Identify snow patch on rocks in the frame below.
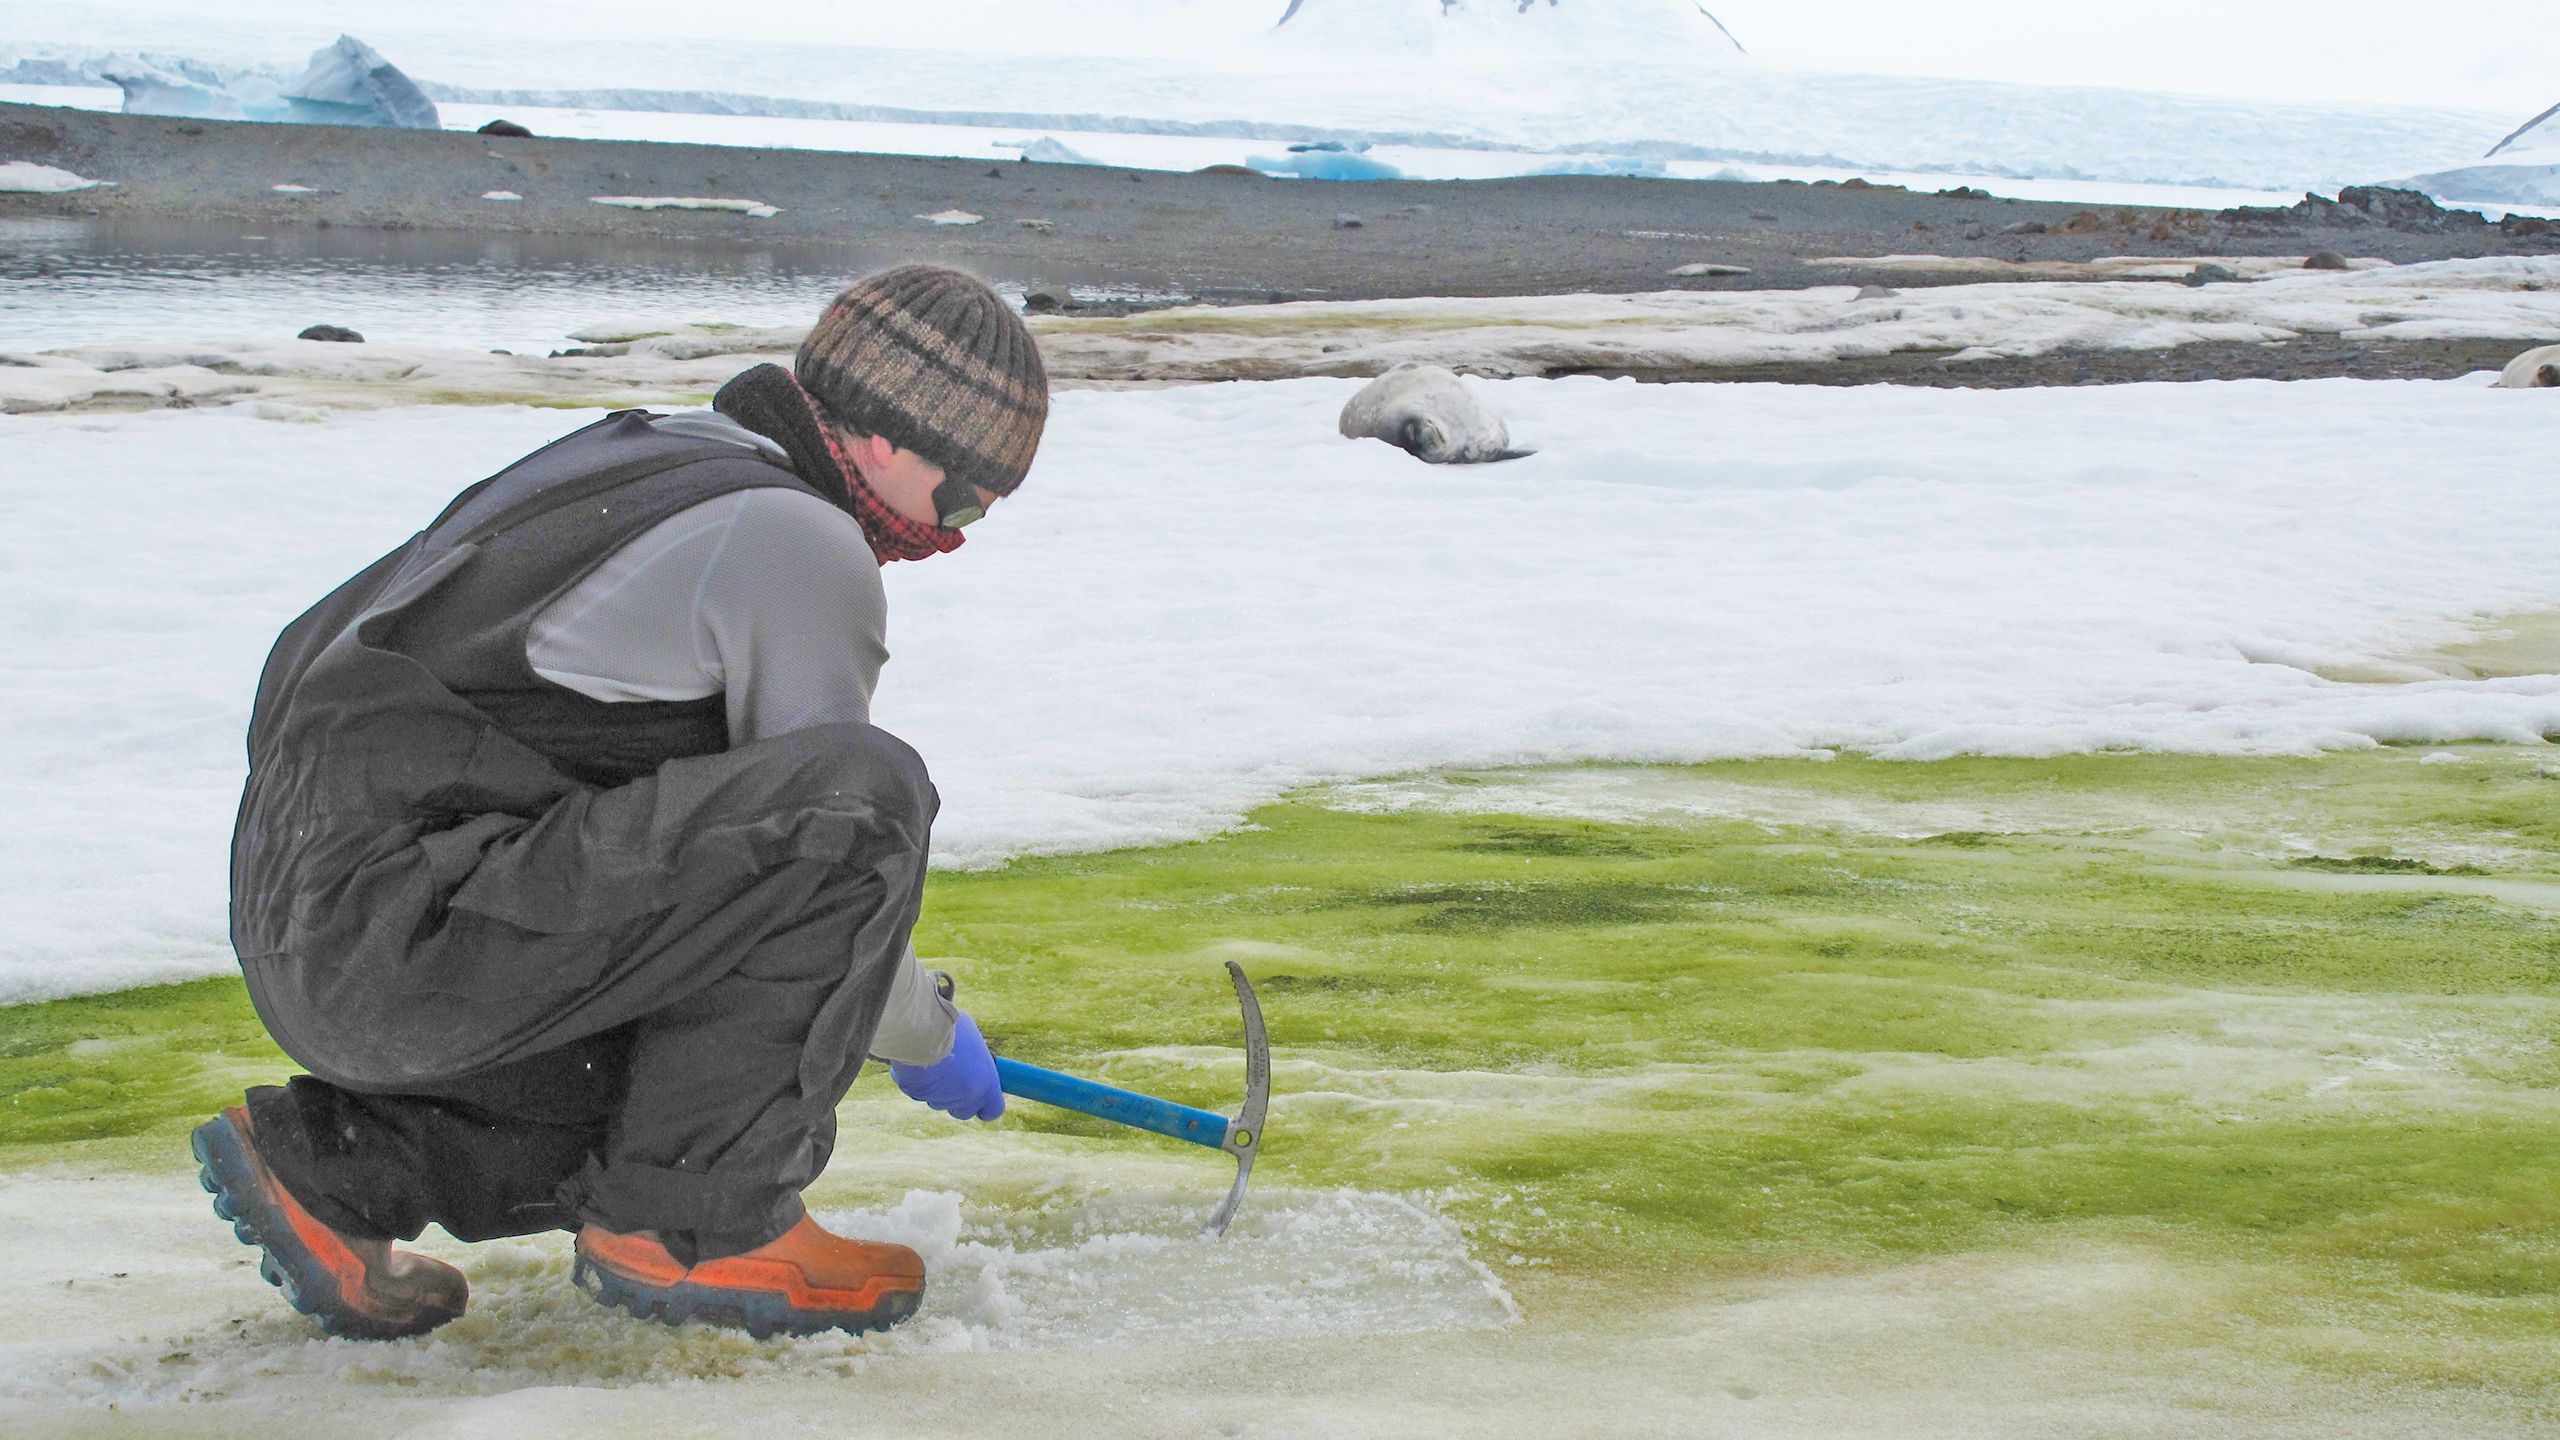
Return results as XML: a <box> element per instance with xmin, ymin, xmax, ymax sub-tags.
<box><xmin>590</xmin><ymin>195</ymin><xmax>781</xmax><ymax>218</ymax></box>
<box><xmin>0</xmin><ymin>160</ymin><xmax>108</xmax><ymax>192</ymax></box>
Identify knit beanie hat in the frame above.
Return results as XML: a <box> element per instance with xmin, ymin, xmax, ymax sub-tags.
<box><xmin>794</xmin><ymin>264</ymin><xmax>1049</xmax><ymax>496</ymax></box>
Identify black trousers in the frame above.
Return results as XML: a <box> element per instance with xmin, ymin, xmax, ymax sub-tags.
<box><xmin>241</xmin><ymin>724</ymin><xmax>935</xmax><ymax>1264</ymax></box>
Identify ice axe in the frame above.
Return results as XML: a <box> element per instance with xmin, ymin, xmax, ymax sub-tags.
<box><xmin>939</xmin><ymin>962</ymin><xmax>1270</xmax><ymax>1236</ymax></box>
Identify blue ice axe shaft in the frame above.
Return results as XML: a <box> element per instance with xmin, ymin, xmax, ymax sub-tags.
<box><xmin>993</xmin><ymin>1059</ymin><xmax>1233</xmax><ymax>1148</ymax></box>
<box><xmin>975</xmin><ymin>961</ymin><xmax>1269</xmax><ymax>1236</ymax></box>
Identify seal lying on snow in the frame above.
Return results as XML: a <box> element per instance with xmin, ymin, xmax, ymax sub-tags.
<box><xmin>2497</xmin><ymin>343</ymin><xmax>2560</xmax><ymax>388</ymax></box>
<box><xmin>1338</xmin><ymin>363</ymin><xmax>1533</xmax><ymax>464</ymax></box>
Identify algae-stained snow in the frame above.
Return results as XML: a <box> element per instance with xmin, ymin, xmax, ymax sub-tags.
<box><xmin>3</xmin><ymin>750</ymin><xmax>2555</xmax><ymax>1436</ymax></box>
<box><xmin>5</xmin><ymin>374</ymin><xmax>2560</xmax><ymax>1002</ymax></box>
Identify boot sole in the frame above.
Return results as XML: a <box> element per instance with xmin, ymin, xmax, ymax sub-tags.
<box><xmin>572</xmin><ymin>1254</ymin><xmax>922</xmax><ymax>1339</ymax></box>
<box><xmin>190</xmin><ymin>1112</ymin><xmax>460</xmax><ymax>1341</ymax></box>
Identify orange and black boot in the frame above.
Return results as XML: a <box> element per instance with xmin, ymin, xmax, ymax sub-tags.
<box><xmin>190</xmin><ymin>1104</ymin><xmax>467</xmax><ymax>1340</ymax></box>
<box><xmin>573</xmin><ymin>1214</ymin><xmax>924</xmax><ymax>1337</ymax></box>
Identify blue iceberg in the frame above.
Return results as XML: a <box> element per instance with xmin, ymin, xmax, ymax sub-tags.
<box><xmin>108</xmin><ymin>35</ymin><xmax>438</xmax><ymax>130</ymax></box>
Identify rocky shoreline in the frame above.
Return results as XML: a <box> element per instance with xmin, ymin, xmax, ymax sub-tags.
<box><xmin>6</xmin><ymin>100</ymin><xmax>2559</xmax><ymax>386</ymax></box>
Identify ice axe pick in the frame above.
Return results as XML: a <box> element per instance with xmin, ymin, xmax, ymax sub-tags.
<box><xmin>939</xmin><ymin>962</ymin><xmax>1270</xmax><ymax>1236</ymax></box>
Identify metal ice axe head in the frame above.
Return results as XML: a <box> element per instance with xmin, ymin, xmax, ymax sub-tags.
<box><xmin>978</xmin><ymin>962</ymin><xmax>1270</xmax><ymax>1236</ymax></box>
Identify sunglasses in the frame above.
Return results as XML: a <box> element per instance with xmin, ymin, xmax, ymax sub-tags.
<box><xmin>933</xmin><ymin>474</ymin><xmax>989</xmax><ymax>529</ymax></box>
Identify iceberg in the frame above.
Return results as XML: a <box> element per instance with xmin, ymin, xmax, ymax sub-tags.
<box><xmin>278</xmin><ymin>35</ymin><xmax>439</xmax><ymax>130</ymax></box>
<box><xmin>106</xmin><ymin>35</ymin><xmax>437</xmax><ymax>130</ymax></box>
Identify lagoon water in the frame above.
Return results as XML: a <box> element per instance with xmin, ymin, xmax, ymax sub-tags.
<box><xmin>0</xmin><ymin>218</ymin><xmax>1187</xmax><ymax>354</ymax></box>
<box><xmin>0</xmin><ymin>217</ymin><xmax>865</xmax><ymax>353</ymax></box>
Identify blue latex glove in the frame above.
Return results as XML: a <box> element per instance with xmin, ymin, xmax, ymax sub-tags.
<box><xmin>890</xmin><ymin>1010</ymin><xmax>1005</xmax><ymax>1121</ymax></box>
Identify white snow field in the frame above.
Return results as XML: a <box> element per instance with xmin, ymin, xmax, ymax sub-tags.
<box><xmin>0</xmin><ymin>0</ymin><xmax>2524</xmax><ymax>203</ymax></box>
<box><xmin>5</xmin><ymin>373</ymin><xmax>2560</xmax><ymax>1004</ymax></box>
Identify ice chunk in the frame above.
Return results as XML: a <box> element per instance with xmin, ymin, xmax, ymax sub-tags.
<box><xmin>1245</xmin><ymin>149</ymin><xmax>1405</xmax><ymax>181</ymax></box>
<box><xmin>100</xmin><ymin>54</ymin><xmax>279</xmax><ymax>121</ymax></box>
<box><xmin>1003</xmin><ymin>136</ymin><xmax>1103</xmax><ymax>165</ymax></box>
<box><xmin>281</xmin><ymin>35</ymin><xmax>439</xmax><ymax>130</ymax></box>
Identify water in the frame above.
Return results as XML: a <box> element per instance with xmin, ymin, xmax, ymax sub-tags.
<box><xmin>0</xmin><ymin>217</ymin><xmax>884</xmax><ymax>353</ymax></box>
<box><xmin>0</xmin><ymin>218</ymin><xmax>1187</xmax><ymax>355</ymax></box>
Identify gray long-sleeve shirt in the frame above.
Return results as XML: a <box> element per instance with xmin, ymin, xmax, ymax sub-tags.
<box><xmin>524</xmin><ymin>410</ymin><xmax>957</xmax><ymax>1065</ymax></box>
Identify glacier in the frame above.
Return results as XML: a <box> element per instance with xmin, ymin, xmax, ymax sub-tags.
<box><xmin>0</xmin><ymin>0</ymin><xmax>2519</xmax><ymax>198</ymax></box>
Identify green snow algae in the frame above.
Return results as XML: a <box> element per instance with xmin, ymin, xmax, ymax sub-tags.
<box><xmin>5</xmin><ymin>747</ymin><xmax>2557</xmax><ymax>1386</ymax></box>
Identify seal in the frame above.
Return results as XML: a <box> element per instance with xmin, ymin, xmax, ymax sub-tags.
<box><xmin>1337</xmin><ymin>362</ymin><xmax>1534</xmax><ymax>464</ymax></box>
<box><xmin>2496</xmin><ymin>343</ymin><xmax>2560</xmax><ymax>388</ymax></box>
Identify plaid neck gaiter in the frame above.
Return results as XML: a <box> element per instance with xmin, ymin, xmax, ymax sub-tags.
<box><xmin>788</xmin><ymin>374</ymin><xmax>967</xmax><ymax>565</ymax></box>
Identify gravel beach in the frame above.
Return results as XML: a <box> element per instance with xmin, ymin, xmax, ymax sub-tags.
<box><xmin>6</xmin><ymin>100</ymin><xmax>2558</xmax><ymax>385</ymax></box>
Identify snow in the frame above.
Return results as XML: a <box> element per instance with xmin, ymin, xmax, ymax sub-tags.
<box><xmin>0</xmin><ymin>1</ymin><xmax>2521</xmax><ymax>201</ymax></box>
<box><xmin>588</xmin><ymin>194</ymin><xmax>780</xmax><ymax>218</ymax></box>
<box><xmin>0</xmin><ymin>1168</ymin><xmax>1520</xmax><ymax>1422</ymax></box>
<box><xmin>2393</xmin><ymin>144</ymin><xmax>2560</xmax><ymax>208</ymax></box>
<box><xmin>1027</xmin><ymin>258</ymin><xmax>2560</xmax><ymax>382</ymax></box>
<box><xmin>5</xmin><ymin>374</ymin><xmax>2559</xmax><ymax>1002</ymax></box>
<box><xmin>0</xmin><ymin>160</ymin><xmax>107</xmax><ymax>192</ymax></box>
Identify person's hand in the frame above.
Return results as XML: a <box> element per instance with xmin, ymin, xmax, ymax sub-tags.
<box><xmin>889</xmin><ymin>1011</ymin><xmax>1005</xmax><ymax>1121</ymax></box>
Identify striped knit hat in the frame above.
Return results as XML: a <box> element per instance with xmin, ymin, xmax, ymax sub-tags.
<box><xmin>795</xmin><ymin>264</ymin><xmax>1049</xmax><ymax>495</ymax></box>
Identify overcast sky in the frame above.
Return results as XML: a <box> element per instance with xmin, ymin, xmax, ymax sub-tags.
<box><xmin>1707</xmin><ymin>1</ymin><xmax>2551</xmax><ymax>118</ymax></box>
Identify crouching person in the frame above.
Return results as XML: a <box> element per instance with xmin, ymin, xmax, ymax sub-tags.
<box><xmin>196</xmin><ymin>265</ymin><xmax>1045</xmax><ymax>1339</ymax></box>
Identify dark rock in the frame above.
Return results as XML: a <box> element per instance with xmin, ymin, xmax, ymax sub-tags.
<box><xmin>1936</xmin><ymin>186</ymin><xmax>1992</xmax><ymax>200</ymax></box>
<box><xmin>2273</xmin><ymin>186</ymin><xmax>2485</xmax><ymax>234</ymax></box>
<box><xmin>985</xmin><ymin>167</ymin><xmax>1004</xmax><ymax>178</ymax></box>
<box><xmin>297</xmin><ymin>324</ymin><xmax>364</xmax><ymax>343</ymax></box>
<box><xmin>2339</xmin><ymin>185</ymin><xmax>2481</xmax><ymax>228</ymax></box>
<box><xmin>2183</xmin><ymin>263</ymin><xmax>2243</xmax><ymax>287</ymax></box>
<box><xmin>2303</xmin><ymin>250</ymin><xmax>2350</xmax><ymax>270</ymax></box>
<box><xmin>1911</xmin><ymin>219</ymin><xmax>1930</xmax><ymax>232</ymax></box>
<box><xmin>2000</xmin><ymin>220</ymin><xmax>2048</xmax><ymax>236</ymax></box>
<box><xmin>2503</xmin><ymin>214</ymin><xmax>2555</xmax><ymax>239</ymax></box>
<box><xmin>1192</xmin><ymin>163</ymin><xmax>1265</xmax><ymax>177</ymax></box>
<box><xmin>1963</xmin><ymin>221</ymin><xmax>1987</xmax><ymax>240</ymax></box>
<box><xmin>1748</xmin><ymin>211</ymin><xmax>1778</xmax><ymax>222</ymax></box>
<box><xmin>1023</xmin><ymin>291</ymin><xmax>1063</xmax><ymax>314</ymax></box>
<box><xmin>476</xmin><ymin>119</ymin><xmax>533</xmax><ymax>138</ymax></box>
<box><xmin>1335</xmin><ymin>213</ymin><xmax>1363</xmax><ymax>229</ymax></box>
